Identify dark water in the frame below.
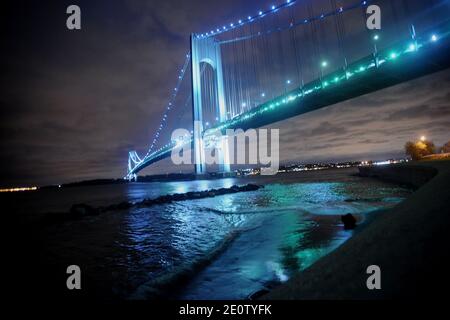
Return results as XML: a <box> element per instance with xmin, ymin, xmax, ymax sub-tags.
<box><xmin>5</xmin><ymin>168</ymin><xmax>411</xmax><ymax>299</ymax></box>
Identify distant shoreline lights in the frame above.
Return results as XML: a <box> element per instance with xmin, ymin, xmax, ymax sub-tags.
<box><xmin>0</xmin><ymin>186</ymin><xmax>38</xmax><ymax>193</ymax></box>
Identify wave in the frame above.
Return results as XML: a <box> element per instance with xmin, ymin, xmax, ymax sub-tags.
<box><xmin>199</xmin><ymin>205</ymin><xmax>311</xmax><ymax>216</ymax></box>
<box><xmin>129</xmin><ymin>228</ymin><xmax>243</xmax><ymax>300</ymax></box>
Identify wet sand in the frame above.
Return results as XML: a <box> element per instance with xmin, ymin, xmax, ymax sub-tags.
<box><xmin>263</xmin><ymin>160</ymin><xmax>450</xmax><ymax>299</ymax></box>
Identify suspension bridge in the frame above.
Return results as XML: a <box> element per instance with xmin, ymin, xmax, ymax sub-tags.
<box><xmin>126</xmin><ymin>0</ymin><xmax>450</xmax><ymax>180</ymax></box>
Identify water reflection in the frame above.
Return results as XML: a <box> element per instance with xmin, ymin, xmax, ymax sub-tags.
<box><xmin>116</xmin><ymin>172</ymin><xmax>411</xmax><ymax>299</ymax></box>
<box><xmin>125</xmin><ymin>178</ymin><xmax>239</xmax><ymax>204</ymax></box>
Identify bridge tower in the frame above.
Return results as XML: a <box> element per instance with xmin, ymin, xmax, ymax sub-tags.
<box><xmin>190</xmin><ymin>34</ymin><xmax>230</xmax><ymax>175</ymax></box>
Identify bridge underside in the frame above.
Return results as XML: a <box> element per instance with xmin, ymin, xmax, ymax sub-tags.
<box><xmin>129</xmin><ymin>21</ymin><xmax>450</xmax><ymax>176</ymax></box>
<box><xmin>214</xmin><ymin>24</ymin><xmax>450</xmax><ymax>132</ymax></box>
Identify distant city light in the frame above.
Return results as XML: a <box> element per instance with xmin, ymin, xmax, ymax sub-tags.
<box><xmin>261</xmin><ymin>93</ymin><xmax>266</xmax><ymax>97</ymax></box>
<box><xmin>286</xmin><ymin>80</ymin><xmax>291</xmax><ymax>84</ymax></box>
<box><xmin>390</xmin><ymin>52</ymin><xmax>397</xmax><ymax>59</ymax></box>
<box><xmin>0</xmin><ymin>186</ymin><xmax>38</xmax><ymax>193</ymax></box>
<box><xmin>373</xmin><ymin>34</ymin><xmax>379</xmax><ymax>40</ymax></box>
<box><xmin>431</xmin><ymin>34</ymin><xmax>438</xmax><ymax>42</ymax></box>
<box><xmin>420</xmin><ymin>135</ymin><xmax>426</xmax><ymax>141</ymax></box>
<box><xmin>321</xmin><ymin>61</ymin><xmax>328</xmax><ymax>67</ymax></box>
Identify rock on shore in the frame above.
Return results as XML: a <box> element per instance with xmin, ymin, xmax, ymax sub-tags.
<box><xmin>42</xmin><ymin>183</ymin><xmax>262</xmax><ymax>223</ymax></box>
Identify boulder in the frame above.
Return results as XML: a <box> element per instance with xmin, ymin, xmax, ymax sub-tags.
<box><xmin>116</xmin><ymin>201</ymin><xmax>132</xmax><ymax>210</ymax></box>
<box><xmin>341</xmin><ymin>213</ymin><xmax>357</xmax><ymax>230</ymax></box>
<box><xmin>244</xmin><ymin>183</ymin><xmax>260</xmax><ymax>191</ymax></box>
<box><xmin>69</xmin><ymin>203</ymin><xmax>99</xmax><ymax>218</ymax></box>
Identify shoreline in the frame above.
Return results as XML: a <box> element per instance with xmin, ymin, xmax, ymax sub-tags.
<box><xmin>262</xmin><ymin>160</ymin><xmax>450</xmax><ymax>299</ymax></box>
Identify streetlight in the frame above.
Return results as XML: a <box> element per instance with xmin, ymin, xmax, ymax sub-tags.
<box><xmin>420</xmin><ymin>136</ymin><xmax>426</xmax><ymax>142</ymax></box>
<box><xmin>373</xmin><ymin>34</ymin><xmax>379</xmax><ymax>67</ymax></box>
<box><xmin>320</xmin><ymin>61</ymin><xmax>327</xmax><ymax>86</ymax></box>
<box><xmin>285</xmin><ymin>80</ymin><xmax>291</xmax><ymax>93</ymax></box>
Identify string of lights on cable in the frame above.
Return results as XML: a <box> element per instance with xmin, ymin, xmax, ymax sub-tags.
<box><xmin>145</xmin><ymin>52</ymin><xmax>191</xmax><ymax>158</ymax></box>
<box><xmin>196</xmin><ymin>0</ymin><xmax>372</xmax><ymax>39</ymax></box>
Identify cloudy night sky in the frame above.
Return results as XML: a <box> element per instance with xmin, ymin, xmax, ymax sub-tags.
<box><xmin>1</xmin><ymin>0</ymin><xmax>449</xmax><ymax>187</ymax></box>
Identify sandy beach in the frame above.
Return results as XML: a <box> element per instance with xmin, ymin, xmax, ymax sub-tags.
<box><xmin>263</xmin><ymin>160</ymin><xmax>450</xmax><ymax>299</ymax></box>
